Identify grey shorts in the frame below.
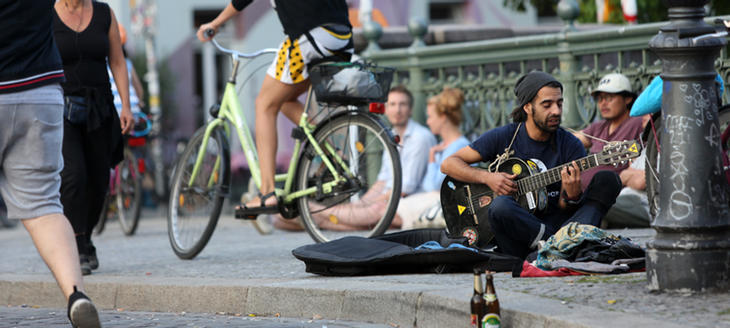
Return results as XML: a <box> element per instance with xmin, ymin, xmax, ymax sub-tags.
<box><xmin>0</xmin><ymin>100</ymin><xmax>64</xmax><ymax>220</ymax></box>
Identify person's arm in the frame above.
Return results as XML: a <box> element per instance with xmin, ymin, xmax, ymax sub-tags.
<box><xmin>130</xmin><ymin>65</ymin><xmax>145</xmax><ymax>108</ymax></box>
<box><xmin>108</xmin><ymin>10</ymin><xmax>133</xmax><ymax>134</ymax></box>
<box><xmin>196</xmin><ymin>1</ymin><xmax>248</xmax><ymax>42</ymax></box>
<box><xmin>440</xmin><ymin>146</ymin><xmax>517</xmax><ymax>196</ymax></box>
<box><xmin>620</xmin><ymin>167</ymin><xmax>646</xmax><ymax>191</ymax></box>
<box><xmin>573</xmin><ymin>130</ymin><xmax>592</xmax><ymax>149</ymax></box>
<box><xmin>574</xmin><ymin>122</ymin><xmax>597</xmax><ymax>149</ymax></box>
<box><xmin>558</xmin><ymin>136</ymin><xmax>587</xmax><ymax>209</ymax></box>
<box><xmin>558</xmin><ymin>161</ymin><xmax>582</xmax><ymax>209</ymax></box>
<box><xmin>401</xmin><ymin>133</ymin><xmax>436</xmax><ymax>197</ymax></box>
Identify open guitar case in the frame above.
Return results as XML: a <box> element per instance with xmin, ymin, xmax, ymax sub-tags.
<box><xmin>292</xmin><ymin>228</ymin><xmax>522</xmax><ymax>276</ymax></box>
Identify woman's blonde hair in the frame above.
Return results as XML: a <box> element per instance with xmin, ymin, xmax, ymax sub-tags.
<box><xmin>435</xmin><ymin>87</ymin><xmax>464</xmax><ymax>126</ymax></box>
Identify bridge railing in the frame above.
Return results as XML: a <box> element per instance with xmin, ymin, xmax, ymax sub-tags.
<box><xmin>363</xmin><ymin>14</ymin><xmax>730</xmax><ymax>138</ymax></box>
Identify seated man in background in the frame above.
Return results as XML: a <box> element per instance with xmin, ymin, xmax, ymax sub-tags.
<box><xmin>573</xmin><ymin>73</ymin><xmax>644</xmax><ymax>191</ymax></box>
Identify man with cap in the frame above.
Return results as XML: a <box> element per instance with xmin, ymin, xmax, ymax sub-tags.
<box><xmin>441</xmin><ymin>71</ymin><xmax>622</xmax><ymax>259</ymax></box>
<box><xmin>574</xmin><ymin>73</ymin><xmax>645</xmax><ymax>191</ymax></box>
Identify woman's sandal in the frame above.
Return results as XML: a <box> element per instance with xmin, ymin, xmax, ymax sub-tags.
<box><xmin>234</xmin><ymin>191</ymin><xmax>279</xmax><ymax>219</ymax></box>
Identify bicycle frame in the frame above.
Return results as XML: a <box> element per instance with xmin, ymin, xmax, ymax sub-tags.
<box><xmin>186</xmin><ymin>42</ymin><xmax>351</xmax><ymax>206</ymax></box>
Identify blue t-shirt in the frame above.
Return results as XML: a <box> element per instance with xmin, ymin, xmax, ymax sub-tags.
<box><xmin>469</xmin><ymin>123</ymin><xmax>585</xmax><ymax>215</ymax></box>
<box><xmin>420</xmin><ymin>136</ymin><xmax>471</xmax><ymax>192</ymax></box>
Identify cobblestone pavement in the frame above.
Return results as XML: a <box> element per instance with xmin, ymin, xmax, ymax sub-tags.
<box><xmin>0</xmin><ymin>305</ymin><xmax>390</xmax><ymax>328</ymax></box>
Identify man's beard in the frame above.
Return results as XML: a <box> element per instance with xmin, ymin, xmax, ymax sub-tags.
<box><xmin>534</xmin><ymin>115</ymin><xmax>560</xmax><ymax>133</ymax></box>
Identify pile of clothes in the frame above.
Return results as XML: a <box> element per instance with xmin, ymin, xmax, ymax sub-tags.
<box><xmin>514</xmin><ymin>222</ymin><xmax>645</xmax><ymax>277</ymax></box>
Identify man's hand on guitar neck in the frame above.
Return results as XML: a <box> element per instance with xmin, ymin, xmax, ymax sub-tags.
<box><xmin>559</xmin><ymin>161</ymin><xmax>582</xmax><ymax>208</ymax></box>
<box><xmin>485</xmin><ymin>171</ymin><xmax>518</xmax><ymax>196</ymax></box>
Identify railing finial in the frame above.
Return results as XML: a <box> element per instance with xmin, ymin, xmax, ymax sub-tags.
<box><xmin>557</xmin><ymin>0</ymin><xmax>580</xmax><ymax>32</ymax></box>
<box><xmin>408</xmin><ymin>17</ymin><xmax>428</xmax><ymax>48</ymax></box>
<box><xmin>362</xmin><ymin>20</ymin><xmax>383</xmax><ymax>55</ymax></box>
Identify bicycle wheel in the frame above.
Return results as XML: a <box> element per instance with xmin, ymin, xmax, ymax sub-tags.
<box><xmin>116</xmin><ymin>148</ymin><xmax>142</xmax><ymax>236</ymax></box>
<box><xmin>168</xmin><ymin>126</ymin><xmax>229</xmax><ymax>259</ymax></box>
<box><xmin>645</xmin><ymin>105</ymin><xmax>730</xmax><ymax>221</ymax></box>
<box><xmin>94</xmin><ymin>192</ymin><xmax>112</xmax><ymax>235</ymax></box>
<box><xmin>645</xmin><ymin>115</ymin><xmax>661</xmax><ymax>222</ymax></box>
<box><xmin>296</xmin><ymin>113</ymin><xmax>401</xmax><ymax>243</ymax></box>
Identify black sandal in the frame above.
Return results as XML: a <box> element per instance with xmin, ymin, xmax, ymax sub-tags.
<box><xmin>234</xmin><ymin>191</ymin><xmax>279</xmax><ymax>219</ymax></box>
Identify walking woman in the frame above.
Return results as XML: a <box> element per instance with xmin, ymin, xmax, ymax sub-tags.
<box><xmin>53</xmin><ymin>0</ymin><xmax>133</xmax><ymax>275</ymax></box>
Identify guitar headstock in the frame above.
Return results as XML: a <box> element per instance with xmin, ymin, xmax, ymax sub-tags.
<box><xmin>596</xmin><ymin>140</ymin><xmax>642</xmax><ymax>166</ymax></box>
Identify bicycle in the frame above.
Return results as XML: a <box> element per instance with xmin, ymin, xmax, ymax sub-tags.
<box><xmin>96</xmin><ymin>111</ymin><xmax>151</xmax><ymax>236</ymax></box>
<box><xmin>167</xmin><ymin>32</ymin><xmax>401</xmax><ymax>259</ymax></box>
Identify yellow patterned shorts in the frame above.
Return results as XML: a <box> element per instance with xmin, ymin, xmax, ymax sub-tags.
<box><xmin>267</xmin><ymin>25</ymin><xmax>353</xmax><ymax>84</ymax></box>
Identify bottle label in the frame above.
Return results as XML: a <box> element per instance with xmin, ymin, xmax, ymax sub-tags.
<box><xmin>484</xmin><ymin>293</ymin><xmax>497</xmax><ymax>302</ymax></box>
<box><xmin>470</xmin><ymin>314</ymin><xmax>478</xmax><ymax>327</ymax></box>
<box><xmin>482</xmin><ymin>313</ymin><xmax>500</xmax><ymax>328</ymax></box>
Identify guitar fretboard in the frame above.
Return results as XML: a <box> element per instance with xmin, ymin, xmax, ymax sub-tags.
<box><xmin>516</xmin><ymin>155</ymin><xmax>598</xmax><ymax>195</ymax></box>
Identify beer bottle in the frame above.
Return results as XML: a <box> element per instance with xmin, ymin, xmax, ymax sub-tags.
<box><xmin>482</xmin><ymin>272</ymin><xmax>501</xmax><ymax>328</ymax></box>
<box><xmin>470</xmin><ymin>269</ymin><xmax>485</xmax><ymax>327</ymax></box>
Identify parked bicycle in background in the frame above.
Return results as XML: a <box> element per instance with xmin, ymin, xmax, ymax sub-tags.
<box><xmin>96</xmin><ymin>112</ymin><xmax>151</xmax><ymax>236</ymax></box>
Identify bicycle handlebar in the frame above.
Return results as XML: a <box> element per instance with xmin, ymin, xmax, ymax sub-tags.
<box><xmin>205</xmin><ymin>29</ymin><xmax>277</xmax><ymax>59</ymax></box>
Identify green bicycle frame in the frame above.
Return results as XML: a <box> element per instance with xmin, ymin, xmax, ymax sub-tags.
<box><xmin>185</xmin><ymin>78</ymin><xmax>349</xmax><ymax>206</ymax></box>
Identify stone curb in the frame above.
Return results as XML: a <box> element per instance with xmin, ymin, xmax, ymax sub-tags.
<box><xmin>0</xmin><ymin>273</ymin><xmax>683</xmax><ymax>328</ymax></box>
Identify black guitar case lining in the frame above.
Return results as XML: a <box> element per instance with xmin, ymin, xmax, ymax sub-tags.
<box><xmin>291</xmin><ymin>228</ymin><xmax>522</xmax><ymax>276</ymax></box>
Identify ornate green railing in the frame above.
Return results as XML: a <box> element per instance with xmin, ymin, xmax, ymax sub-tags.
<box><xmin>363</xmin><ymin>14</ymin><xmax>730</xmax><ymax>137</ymax></box>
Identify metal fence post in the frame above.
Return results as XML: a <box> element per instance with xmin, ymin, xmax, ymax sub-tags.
<box><xmin>557</xmin><ymin>0</ymin><xmax>582</xmax><ymax>128</ymax></box>
<box><xmin>408</xmin><ymin>17</ymin><xmax>428</xmax><ymax>124</ymax></box>
<box><xmin>647</xmin><ymin>0</ymin><xmax>730</xmax><ymax>292</ymax></box>
<box><xmin>361</xmin><ymin>21</ymin><xmax>382</xmax><ymax>58</ymax></box>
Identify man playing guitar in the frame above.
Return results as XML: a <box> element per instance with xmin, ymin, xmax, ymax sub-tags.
<box><xmin>441</xmin><ymin>71</ymin><xmax>622</xmax><ymax>259</ymax></box>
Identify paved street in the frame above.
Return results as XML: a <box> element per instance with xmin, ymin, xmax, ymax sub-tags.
<box><xmin>0</xmin><ymin>305</ymin><xmax>389</xmax><ymax>327</ymax></box>
<box><xmin>1</xmin><ymin>209</ymin><xmax>730</xmax><ymax>327</ymax></box>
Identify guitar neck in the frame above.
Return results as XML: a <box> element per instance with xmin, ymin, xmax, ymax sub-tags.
<box><xmin>517</xmin><ymin>155</ymin><xmax>598</xmax><ymax>195</ymax></box>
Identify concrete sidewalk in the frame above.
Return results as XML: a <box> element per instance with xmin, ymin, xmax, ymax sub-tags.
<box><xmin>1</xmin><ymin>211</ymin><xmax>728</xmax><ymax>328</ymax></box>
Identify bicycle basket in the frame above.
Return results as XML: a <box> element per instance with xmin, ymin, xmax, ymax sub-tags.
<box><xmin>309</xmin><ymin>62</ymin><xmax>395</xmax><ymax>105</ymax></box>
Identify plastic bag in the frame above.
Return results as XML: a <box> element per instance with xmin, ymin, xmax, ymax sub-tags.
<box><xmin>325</xmin><ymin>67</ymin><xmax>382</xmax><ymax>100</ymax></box>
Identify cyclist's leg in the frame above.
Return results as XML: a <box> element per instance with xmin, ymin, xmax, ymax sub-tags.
<box><xmin>245</xmin><ymin>75</ymin><xmax>309</xmax><ymax>207</ymax></box>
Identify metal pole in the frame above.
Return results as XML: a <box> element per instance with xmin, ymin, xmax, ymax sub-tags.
<box><xmin>138</xmin><ymin>0</ymin><xmax>166</xmax><ymax>200</ymax></box>
<box><xmin>556</xmin><ymin>0</ymin><xmax>582</xmax><ymax>129</ymax></box>
<box><xmin>407</xmin><ymin>17</ymin><xmax>428</xmax><ymax>124</ymax></box>
<box><xmin>646</xmin><ymin>0</ymin><xmax>730</xmax><ymax>292</ymax></box>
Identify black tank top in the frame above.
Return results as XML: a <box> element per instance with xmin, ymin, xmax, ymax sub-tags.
<box><xmin>52</xmin><ymin>1</ymin><xmax>111</xmax><ymax>94</ymax></box>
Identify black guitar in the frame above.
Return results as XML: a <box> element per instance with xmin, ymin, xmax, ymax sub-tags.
<box><xmin>440</xmin><ymin>140</ymin><xmax>642</xmax><ymax>248</ymax></box>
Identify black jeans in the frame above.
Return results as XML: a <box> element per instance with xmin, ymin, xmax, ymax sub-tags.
<box><xmin>487</xmin><ymin>171</ymin><xmax>622</xmax><ymax>259</ymax></box>
<box><xmin>60</xmin><ymin>118</ymin><xmax>114</xmax><ymax>254</ymax></box>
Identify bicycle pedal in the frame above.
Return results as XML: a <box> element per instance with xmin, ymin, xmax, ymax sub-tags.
<box><xmin>234</xmin><ymin>205</ymin><xmax>278</xmax><ymax>220</ymax></box>
<box><xmin>235</xmin><ymin>213</ymin><xmax>259</xmax><ymax>220</ymax></box>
